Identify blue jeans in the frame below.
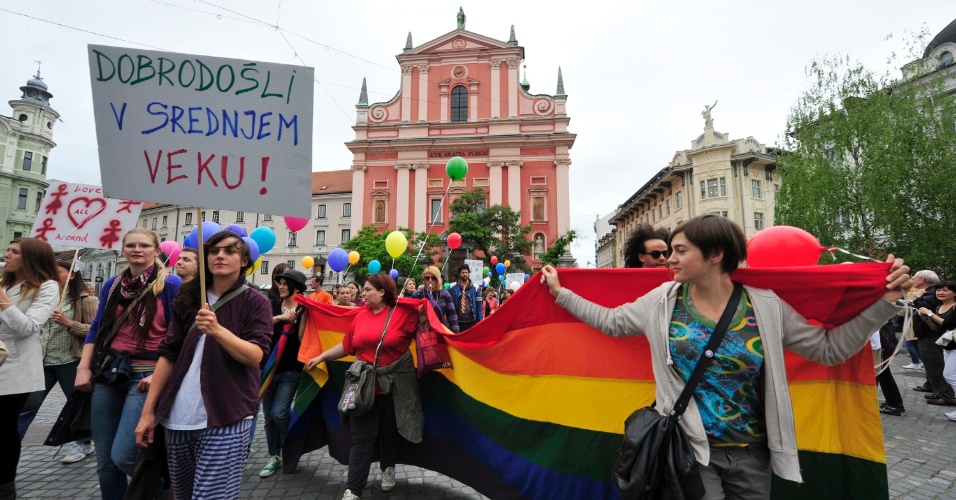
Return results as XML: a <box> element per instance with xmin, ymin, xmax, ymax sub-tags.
<box><xmin>91</xmin><ymin>372</ymin><xmax>151</xmax><ymax>500</ymax></box>
<box><xmin>261</xmin><ymin>371</ymin><xmax>299</xmax><ymax>457</ymax></box>
<box><xmin>905</xmin><ymin>339</ymin><xmax>921</xmax><ymax>364</ymax></box>
<box><xmin>18</xmin><ymin>360</ymin><xmax>87</xmax><ymax>440</ymax></box>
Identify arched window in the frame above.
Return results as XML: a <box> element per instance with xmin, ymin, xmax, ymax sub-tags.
<box><xmin>941</xmin><ymin>51</ymin><xmax>954</xmax><ymax>69</ymax></box>
<box><xmin>451</xmin><ymin>86</ymin><xmax>468</xmax><ymax>122</ymax></box>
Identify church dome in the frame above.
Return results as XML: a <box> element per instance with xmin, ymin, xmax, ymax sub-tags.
<box><xmin>924</xmin><ymin>17</ymin><xmax>956</xmax><ymax>58</ymax></box>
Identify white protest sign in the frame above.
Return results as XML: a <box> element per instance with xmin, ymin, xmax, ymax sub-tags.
<box><xmin>506</xmin><ymin>272</ymin><xmax>525</xmax><ymax>288</ymax></box>
<box><xmin>464</xmin><ymin>259</ymin><xmax>484</xmax><ymax>289</ymax></box>
<box><xmin>88</xmin><ymin>45</ymin><xmax>313</xmax><ymax>217</ymax></box>
<box><xmin>30</xmin><ymin>181</ymin><xmax>143</xmax><ymax>250</ymax></box>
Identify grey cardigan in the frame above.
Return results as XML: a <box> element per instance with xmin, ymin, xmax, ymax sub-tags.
<box><xmin>556</xmin><ymin>281</ymin><xmax>899</xmax><ymax>483</ymax></box>
<box><xmin>0</xmin><ymin>280</ymin><xmax>60</xmax><ymax>396</ymax></box>
<box><xmin>346</xmin><ymin>350</ymin><xmax>424</xmax><ymax>444</ymax></box>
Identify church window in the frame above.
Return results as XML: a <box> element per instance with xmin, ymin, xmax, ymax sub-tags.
<box><xmin>451</xmin><ymin>86</ymin><xmax>468</xmax><ymax>122</ymax></box>
<box><xmin>941</xmin><ymin>51</ymin><xmax>954</xmax><ymax>69</ymax></box>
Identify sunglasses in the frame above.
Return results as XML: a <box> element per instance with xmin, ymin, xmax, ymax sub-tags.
<box><xmin>423</xmin><ymin>276</ymin><xmax>438</xmax><ymax>281</ymax></box>
<box><xmin>641</xmin><ymin>250</ymin><xmax>670</xmax><ymax>259</ymax></box>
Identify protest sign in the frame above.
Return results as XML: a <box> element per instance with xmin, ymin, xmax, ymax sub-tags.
<box><xmin>464</xmin><ymin>259</ymin><xmax>484</xmax><ymax>289</ymax></box>
<box><xmin>87</xmin><ymin>45</ymin><xmax>314</xmax><ymax>217</ymax></box>
<box><xmin>30</xmin><ymin>181</ymin><xmax>143</xmax><ymax>249</ymax></box>
<box><xmin>505</xmin><ymin>272</ymin><xmax>525</xmax><ymax>288</ymax></box>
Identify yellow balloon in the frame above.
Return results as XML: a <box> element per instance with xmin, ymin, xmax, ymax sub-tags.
<box><xmin>385</xmin><ymin>231</ymin><xmax>408</xmax><ymax>258</ymax></box>
<box><xmin>504</xmin><ymin>259</ymin><xmax>511</xmax><ymax>268</ymax></box>
<box><xmin>246</xmin><ymin>256</ymin><xmax>262</xmax><ymax>276</ymax></box>
<box><xmin>348</xmin><ymin>250</ymin><xmax>361</xmax><ymax>265</ymax></box>
<box><xmin>302</xmin><ymin>256</ymin><xmax>315</xmax><ymax>269</ymax></box>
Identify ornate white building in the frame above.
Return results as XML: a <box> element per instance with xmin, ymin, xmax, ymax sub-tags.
<box><xmin>0</xmin><ymin>69</ymin><xmax>58</xmax><ymax>247</ymax></box>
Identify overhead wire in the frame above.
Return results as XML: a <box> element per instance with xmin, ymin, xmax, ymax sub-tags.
<box><xmin>0</xmin><ymin>6</ymin><xmax>167</xmax><ymax>50</ymax></box>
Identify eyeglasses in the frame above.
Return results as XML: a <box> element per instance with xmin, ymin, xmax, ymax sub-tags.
<box><xmin>423</xmin><ymin>276</ymin><xmax>438</xmax><ymax>281</ymax></box>
<box><xmin>641</xmin><ymin>250</ymin><xmax>670</xmax><ymax>259</ymax></box>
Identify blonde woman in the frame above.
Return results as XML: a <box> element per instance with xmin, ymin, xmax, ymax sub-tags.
<box><xmin>76</xmin><ymin>229</ymin><xmax>182</xmax><ymax>500</ymax></box>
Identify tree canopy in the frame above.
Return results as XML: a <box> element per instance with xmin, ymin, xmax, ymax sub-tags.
<box><xmin>776</xmin><ymin>50</ymin><xmax>956</xmax><ymax>276</ymax></box>
<box><xmin>448</xmin><ymin>188</ymin><xmax>533</xmax><ymax>271</ymax></box>
<box><xmin>538</xmin><ymin>230</ymin><xmax>577</xmax><ymax>267</ymax></box>
<box><xmin>343</xmin><ymin>226</ymin><xmax>441</xmax><ymax>285</ymax></box>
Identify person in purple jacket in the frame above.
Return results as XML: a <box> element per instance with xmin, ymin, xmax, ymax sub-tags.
<box><xmin>134</xmin><ymin>230</ymin><xmax>272</xmax><ymax>500</ymax></box>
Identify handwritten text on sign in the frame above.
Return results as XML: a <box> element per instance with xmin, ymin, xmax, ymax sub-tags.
<box><xmin>88</xmin><ymin>45</ymin><xmax>314</xmax><ymax>217</ymax></box>
<box><xmin>30</xmin><ymin>182</ymin><xmax>143</xmax><ymax>250</ymax></box>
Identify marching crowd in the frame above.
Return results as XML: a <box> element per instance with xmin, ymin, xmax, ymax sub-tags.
<box><xmin>0</xmin><ymin>214</ymin><xmax>924</xmax><ymax>499</ymax></box>
<box><xmin>0</xmin><ymin>227</ymin><xmax>514</xmax><ymax>500</ymax></box>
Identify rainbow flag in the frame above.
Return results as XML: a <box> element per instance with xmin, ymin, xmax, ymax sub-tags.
<box><xmin>284</xmin><ymin>265</ymin><xmax>892</xmax><ymax>499</ymax></box>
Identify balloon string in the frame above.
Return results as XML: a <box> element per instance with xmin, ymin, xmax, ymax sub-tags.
<box><xmin>827</xmin><ymin>247</ymin><xmax>881</xmax><ymax>263</ymax></box>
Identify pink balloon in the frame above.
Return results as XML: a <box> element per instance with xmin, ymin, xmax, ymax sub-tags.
<box><xmin>447</xmin><ymin>232</ymin><xmax>462</xmax><ymax>249</ymax></box>
<box><xmin>746</xmin><ymin>226</ymin><xmax>828</xmax><ymax>268</ymax></box>
<box><xmin>284</xmin><ymin>216</ymin><xmax>309</xmax><ymax>233</ymax></box>
<box><xmin>159</xmin><ymin>240</ymin><xmax>182</xmax><ymax>268</ymax></box>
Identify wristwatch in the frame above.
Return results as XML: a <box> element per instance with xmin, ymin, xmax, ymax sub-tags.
<box><xmin>929</xmin><ymin>312</ymin><xmax>936</xmax><ymax>318</ymax></box>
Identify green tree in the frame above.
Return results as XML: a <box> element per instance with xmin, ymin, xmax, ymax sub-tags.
<box><xmin>538</xmin><ymin>230</ymin><xmax>577</xmax><ymax>267</ymax></box>
<box><xmin>448</xmin><ymin>188</ymin><xmax>533</xmax><ymax>271</ymax></box>
<box><xmin>343</xmin><ymin>226</ymin><xmax>442</xmax><ymax>285</ymax></box>
<box><xmin>776</xmin><ymin>49</ymin><xmax>956</xmax><ymax>276</ymax></box>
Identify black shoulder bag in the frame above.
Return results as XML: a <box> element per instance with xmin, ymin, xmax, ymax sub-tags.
<box><xmin>614</xmin><ymin>283</ymin><xmax>743</xmax><ymax>500</ymax></box>
<box><xmin>339</xmin><ymin>306</ymin><xmax>395</xmax><ymax>416</ymax></box>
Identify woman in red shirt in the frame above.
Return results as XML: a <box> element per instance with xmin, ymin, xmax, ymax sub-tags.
<box><xmin>306</xmin><ymin>274</ymin><xmax>424</xmax><ymax>500</ymax></box>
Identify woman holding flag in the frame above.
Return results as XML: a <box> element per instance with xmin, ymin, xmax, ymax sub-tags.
<box><xmin>258</xmin><ymin>269</ymin><xmax>307</xmax><ymax>478</ymax></box>
<box><xmin>133</xmin><ymin>230</ymin><xmax>272</xmax><ymax>500</ymax></box>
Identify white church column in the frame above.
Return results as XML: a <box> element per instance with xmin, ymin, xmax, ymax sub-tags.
<box><xmin>507</xmin><ymin>160</ymin><xmax>522</xmax><ymax>209</ymax></box>
<box><xmin>555</xmin><ymin>159</ymin><xmax>571</xmax><ymax>233</ymax></box>
<box><xmin>395</xmin><ymin>163</ymin><xmax>411</xmax><ymax>228</ymax></box>
<box><xmin>413</xmin><ymin>163</ymin><xmax>430</xmax><ymax>232</ymax></box>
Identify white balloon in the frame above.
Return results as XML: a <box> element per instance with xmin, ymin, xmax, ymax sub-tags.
<box><xmin>509</xmin><ymin>281</ymin><xmax>521</xmax><ymax>291</ymax></box>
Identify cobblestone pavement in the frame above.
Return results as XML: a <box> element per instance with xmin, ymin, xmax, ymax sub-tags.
<box><xmin>14</xmin><ymin>353</ymin><xmax>956</xmax><ymax>499</ymax></box>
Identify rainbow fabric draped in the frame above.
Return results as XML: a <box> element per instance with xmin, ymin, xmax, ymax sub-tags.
<box><xmin>284</xmin><ymin>264</ymin><xmax>892</xmax><ymax>499</ymax></box>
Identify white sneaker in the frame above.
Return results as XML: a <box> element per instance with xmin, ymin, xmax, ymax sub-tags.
<box><xmin>381</xmin><ymin>466</ymin><xmax>396</xmax><ymax>491</ymax></box>
<box><xmin>60</xmin><ymin>441</ymin><xmax>94</xmax><ymax>464</ymax></box>
<box><xmin>945</xmin><ymin>411</ymin><xmax>956</xmax><ymax>421</ymax></box>
<box><xmin>342</xmin><ymin>490</ymin><xmax>360</xmax><ymax>500</ymax></box>
<box><xmin>902</xmin><ymin>363</ymin><xmax>923</xmax><ymax>370</ymax></box>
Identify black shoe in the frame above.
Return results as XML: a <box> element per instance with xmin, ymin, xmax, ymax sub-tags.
<box><xmin>879</xmin><ymin>404</ymin><xmax>904</xmax><ymax>416</ymax></box>
<box><xmin>926</xmin><ymin>393</ymin><xmax>941</xmax><ymax>399</ymax></box>
<box><xmin>913</xmin><ymin>386</ymin><xmax>933</xmax><ymax>392</ymax></box>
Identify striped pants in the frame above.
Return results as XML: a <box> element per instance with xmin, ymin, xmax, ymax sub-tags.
<box><xmin>166</xmin><ymin>419</ymin><xmax>252</xmax><ymax>500</ymax></box>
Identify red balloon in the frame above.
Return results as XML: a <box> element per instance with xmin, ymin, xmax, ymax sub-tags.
<box><xmin>447</xmin><ymin>232</ymin><xmax>462</xmax><ymax>249</ymax></box>
<box><xmin>490</xmin><ymin>256</ymin><xmax>498</xmax><ymax>264</ymax></box>
<box><xmin>746</xmin><ymin>226</ymin><xmax>827</xmax><ymax>268</ymax></box>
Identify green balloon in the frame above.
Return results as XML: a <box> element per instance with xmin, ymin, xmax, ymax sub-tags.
<box><xmin>483</xmin><ymin>266</ymin><xmax>490</xmax><ymax>276</ymax></box>
<box><xmin>443</xmin><ymin>283</ymin><xmax>450</xmax><ymax>290</ymax></box>
<box><xmin>446</xmin><ymin>156</ymin><xmax>468</xmax><ymax>181</ymax></box>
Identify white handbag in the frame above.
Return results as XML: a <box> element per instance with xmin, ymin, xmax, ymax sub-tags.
<box><xmin>936</xmin><ymin>330</ymin><xmax>955</xmax><ymax>347</ymax></box>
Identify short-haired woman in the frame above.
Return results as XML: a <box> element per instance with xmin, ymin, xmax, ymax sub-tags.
<box><xmin>135</xmin><ymin>230</ymin><xmax>272</xmax><ymax>499</ymax></box>
<box><xmin>0</xmin><ymin>238</ymin><xmax>60</xmax><ymax>499</ymax></box>
<box><xmin>76</xmin><ymin>229</ymin><xmax>182</xmax><ymax>500</ymax></box>
<box><xmin>540</xmin><ymin>214</ymin><xmax>911</xmax><ymax>498</ymax></box>
<box><xmin>306</xmin><ymin>274</ymin><xmax>425</xmax><ymax>499</ymax></box>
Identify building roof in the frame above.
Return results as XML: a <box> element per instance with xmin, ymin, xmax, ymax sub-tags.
<box><xmin>140</xmin><ymin>170</ymin><xmax>351</xmax><ymax>211</ymax></box>
<box><xmin>925</xmin><ymin>17</ymin><xmax>956</xmax><ymax>58</ymax></box>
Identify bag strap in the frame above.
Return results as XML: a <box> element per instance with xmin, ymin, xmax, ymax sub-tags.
<box><xmin>672</xmin><ymin>283</ymin><xmax>743</xmax><ymax>417</ymax></box>
<box><xmin>92</xmin><ymin>280</ymin><xmax>151</xmax><ymax>355</ymax></box>
<box><xmin>372</xmin><ymin>306</ymin><xmax>397</xmax><ymax>369</ymax></box>
<box><xmin>186</xmin><ymin>284</ymin><xmax>250</xmax><ymax>333</ymax></box>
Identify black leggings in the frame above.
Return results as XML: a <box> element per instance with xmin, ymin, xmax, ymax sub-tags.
<box><xmin>0</xmin><ymin>393</ymin><xmax>30</xmax><ymax>484</ymax></box>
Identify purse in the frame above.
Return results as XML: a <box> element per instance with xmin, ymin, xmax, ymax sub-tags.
<box><xmin>90</xmin><ymin>281</ymin><xmax>149</xmax><ymax>382</ymax></box>
<box><xmin>415</xmin><ymin>321</ymin><xmax>452</xmax><ymax>377</ymax></box>
<box><xmin>614</xmin><ymin>283</ymin><xmax>743</xmax><ymax>500</ymax></box>
<box><xmin>339</xmin><ymin>306</ymin><xmax>395</xmax><ymax>416</ymax></box>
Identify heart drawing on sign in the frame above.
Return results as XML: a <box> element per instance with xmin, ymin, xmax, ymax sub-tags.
<box><xmin>67</xmin><ymin>197</ymin><xmax>107</xmax><ymax>229</ymax></box>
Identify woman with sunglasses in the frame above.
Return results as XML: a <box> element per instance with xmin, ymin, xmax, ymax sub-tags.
<box><xmin>540</xmin><ymin>215</ymin><xmax>910</xmax><ymax>498</ymax></box>
<box><xmin>0</xmin><ymin>238</ymin><xmax>60</xmax><ymax>499</ymax></box>
<box><xmin>408</xmin><ymin>266</ymin><xmax>459</xmax><ymax>333</ymax></box>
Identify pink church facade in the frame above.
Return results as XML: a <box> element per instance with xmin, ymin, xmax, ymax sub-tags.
<box><xmin>346</xmin><ymin>23</ymin><xmax>575</xmax><ymax>269</ymax></box>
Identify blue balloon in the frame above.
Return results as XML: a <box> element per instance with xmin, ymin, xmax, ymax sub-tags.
<box><xmin>524</xmin><ymin>273</ymin><xmax>531</xmax><ymax>282</ymax></box>
<box><xmin>224</xmin><ymin>224</ymin><xmax>248</xmax><ymax>238</ymax></box>
<box><xmin>368</xmin><ymin>260</ymin><xmax>381</xmax><ymax>274</ymax></box>
<box><xmin>242</xmin><ymin>237</ymin><xmax>260</xmax><ymax>263</ymax></box>
<box><xmin>327</xmin><ymin>248</ymin><xmax>349</xmax><ymax>273</ymax></box>
<box><xmin>183</xmin><ymin>231</ymin><xmax>198</xmax><ymax>249</ymax></box>
<box><xmin>495</xmin><ymin>263</ymin><xmax>506</xmax><ymax>275</ymax></box>
<box><xmin>389</xmin><ymin>269</ymin><xmax>399</xmax><ymax>279</ymax></box>
<box><xmin>200</xmin><ymin>221</ymin><xmax>221</xmax><ymax>242</ymax></box>
<box><xmin>250</xmin><ymin>227</ymin><xmax>276</xmax><ymax>254</ymax></box>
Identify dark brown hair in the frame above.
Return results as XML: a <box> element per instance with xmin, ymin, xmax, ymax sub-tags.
<box><xmin>175</xmin><ymin>231</ymin><xmax>252</xmax><ymax>311</ymax></box>
<box><xmin>57</xmin><ymin>261</ymin><xmax>88</xmax><ymax>303</ymax></box>
<box><xmin>365</xmin><ymin>274</ymin><xmax>398</xmax><ymax>307</ymax></box>
<box><xmin>669</xmin><ymin>215</ymin><xmax>748</xmax><ymax>274</ymax></box>
<box><xmin>2</xmin><ymin>238</ymin><xmax>58</xmax><ymax>299</ymax></box>
<box><xmin>623</xmin><ymin>224</ymin><xmax>670</xmax><ymax>268</ymax></box>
